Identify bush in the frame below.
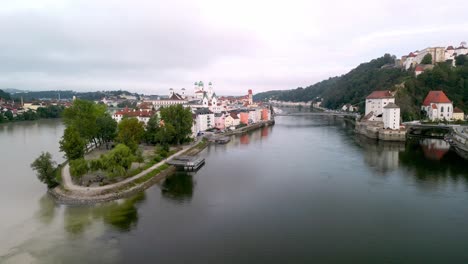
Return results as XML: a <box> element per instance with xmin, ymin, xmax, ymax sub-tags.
<box><xmin>70</xmin><ymin>158</ymin><xmax>89</xmax><ymax>178</ymax></box>
<box><xmin>153</xmin><ymin>155</ymin><xmax>163</xmax><ymax>163</ymax></box>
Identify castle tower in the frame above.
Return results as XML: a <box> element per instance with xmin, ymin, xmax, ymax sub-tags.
<box><xmin>248</xmin><ymin>89</ymin><xmax>253</xmax><ymax>105</ymax></box>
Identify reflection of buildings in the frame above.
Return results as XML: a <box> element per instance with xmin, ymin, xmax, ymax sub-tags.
<box><xmin>240</xmin><ymin>134</ymin><xmax>250</xmax><ymax>145</ymax></box>
<box><xmin>420</xmin><ymin>138</ymin><xmax>450</xmax><ymax>161</ymax></box>
<box><xmin>261</xmin><ymin>127</ymin><xmax>269</xmax><ymax>137</ymax></box>
<box><xmin>355</xmin><ymin>135</ymin><xmax>406</xmax><ymax>174</ymax></box>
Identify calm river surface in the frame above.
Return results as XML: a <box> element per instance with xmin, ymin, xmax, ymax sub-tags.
<box><xmin>2</xmin><ymin>116</ymin><xmax>468</xmax><ymax>263</ymax></box>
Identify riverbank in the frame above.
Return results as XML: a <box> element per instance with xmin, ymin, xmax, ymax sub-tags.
<box><xmin>48</xmin><ymin>119</ymin><xmax>275</xmax><ymax>205</ymax></box>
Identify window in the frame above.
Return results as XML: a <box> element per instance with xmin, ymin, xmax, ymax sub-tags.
<box><xmin>441</xmin><ymin>106</ymin><xmax>444</xmax><ymax>112</ymax></box>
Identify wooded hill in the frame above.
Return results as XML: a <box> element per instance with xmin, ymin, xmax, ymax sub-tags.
<box><xmin>254</xmin><ymin>54</ymin><xmax>468</xmax><ymax>121</ymax></box>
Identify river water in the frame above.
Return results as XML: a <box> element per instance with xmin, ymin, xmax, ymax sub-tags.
<box><xmin>1</xmin><ymin>116</ymin><xmax>468</xmax><ymax>264</ymax></box>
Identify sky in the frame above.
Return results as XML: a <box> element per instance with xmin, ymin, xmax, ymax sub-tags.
<box><xmin>1</xmin><ymin>0</ymin><xmax>468</xmax><ymax>95</ymax></box>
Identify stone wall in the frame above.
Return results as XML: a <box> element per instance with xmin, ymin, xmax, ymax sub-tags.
<box><xmin>356</xmin><ymin>121</ymin><xmax>407</xmax><ymax>142</ymax></box>
<box><xmin>378</xmin><ymin>129</ymin><xmax>406</xmax><ymax>142</ymax></box>
<box><xmin>49</xmin><ymin>166</ymin><xmax>177</xmax><ymax>205</ymax></box>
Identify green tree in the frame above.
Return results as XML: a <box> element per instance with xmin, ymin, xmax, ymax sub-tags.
<box><xmin>421</xmin><ymin>53</ymin><xmax>433</xmax><ymax>64</ymax></box>
<box><xmin>69</xmin><ymin>158</ymin><xmax>89</xmax><ymax>179</ymax></box>
<box><xmin>96</xmin><ymin>114</ymin><xmax>117</xmax><ymax>149</ymax></box>
<box><xmin>455</xmin><ymin>55</ymin><xmax>467</xmax><ymax>66</ymax></box>
<box><xmin>62</xmin><ymin>99</ymin><xmax>106</xmax><ymax>147</ymax></box>
<box><xmin>100</xmin><ymin>144</ymin><xmax>134</xmax><ymax>178</ymax></box>
<box><xmin>60</xmin><ymin>126</ymin><xmax>86</xmax><ymax>160</ymax></box>
<box><xmin>116</xmin><ymin>118</ymin><xmax>145</xmax><ymax>153</ymax></box>
<box><xmin>145</xmin><ymin>114</ymin><xmax>162</xmax><ymax>144</ymax></box>
<box><xmin>159</xmin><ymin>105</ymin><xmax>193</xmax><ymax>144</ymax></box>
<box><xmin>4</xmin><ymin>110</ymin><xmax>13</xmax><ymax>121</ymax></box>
<box><xmin>31</xmin><ymin>152</ymin><xmax>58</xmax><ymax>188</ymax></box>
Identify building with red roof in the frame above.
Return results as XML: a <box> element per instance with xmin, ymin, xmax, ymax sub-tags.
<box><xmin>421</xmin><ymin>91</ymin><xmax>453</xmax><ymax>121</ymax></box>
<box><xmin>415</xmin><ymin>65</ymin><xmax>425</xmax><ymax>76</ymax></box>
<box><xmin>365</xmin><ymin>90</ymin><xmax>395</xmax><ymax>118</ymax></box>
<box><xmin>112</xmin><ymin>107</ymin><xmax>156</xmax><ymax>125</ymax></box>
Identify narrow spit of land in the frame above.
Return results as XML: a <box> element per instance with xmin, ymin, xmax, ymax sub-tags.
<box><xmin>51</xmin><ymin>141</ymin><xmax>201</xmax><ymax>204</ymax></box>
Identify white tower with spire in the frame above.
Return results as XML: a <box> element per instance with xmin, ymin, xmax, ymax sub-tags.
<box><xmin>208</xmin><ymin>82</ymin><xmax>213</xmax><ymax>98</ymax></box>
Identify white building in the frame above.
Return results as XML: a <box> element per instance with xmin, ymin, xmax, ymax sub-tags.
<box><xmin>224</xmin><ymin>112</ymin><xmax>240</xmax><ymax>128</ymax></box>
<box><xmin>383</xmin><ymin>103</ymin><xmax>400</xmax><ymax>130</ymax></box>
<box><xmin>404</xmin><ymin>52</ymin><xmax>417</xmax><ymax>69</ymax></box>
<box><xmin>112</xmin><ymin>108</ymin><xmax>154</xmax><ymax>125</ymax></box>
<box><xmin>421</xmin><ymin>91</ymin><xmax>453</xmax><ymax>121</ymax></box>
<box><xmin>148</xmin><ymin>90</ymin><xmax>187</xmax><ymax>109</ymax></box>
<box><xmin>195</xmin><ymin>108</ymin><xmax>214</xmax><ymax>133</ymax></box>
<box><xmin>365</xmin><ymin>90</ymin><xmax>395</xmax><ymax>118</ymax></box>
<box><xmin>414</xmin><ymin>47</ymin><xmax>445</xmax><ymax>65</ymax></box>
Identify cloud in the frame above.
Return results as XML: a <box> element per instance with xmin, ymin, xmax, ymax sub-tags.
<box><xmin>0</xmin><ymin>0</ymin><xmax>467</xmax><ymax>95</ymax></box>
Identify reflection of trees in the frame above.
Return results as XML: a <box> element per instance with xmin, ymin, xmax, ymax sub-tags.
<box><xmin>63</xmin><ymin>192</ymin><xmax>146</xmax><ymax>235</ymax></box>
<box><xmin>64</xmin><ymin>206</ymin><xmax>94</xmax><ymax>235</ymax></box>
<box><xmin>100</xmin><ymin>192</ymin><xmax>146</xmax><ymax>231</ymax></box>
<box><xmin>36</xmin><ymin>194</ymin><xmax>58</xmax><ymax>225</ymax></box>
<box><xmin>161</xmin><ymin>172</ymin><xmax>195</xmax><ymax>203</ymax></box>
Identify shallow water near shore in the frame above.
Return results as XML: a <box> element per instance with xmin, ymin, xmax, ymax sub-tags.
<box><xmin>2</xmin><ymin>116</ymin><xmax>468</xmax><ymax>263</ymax></box>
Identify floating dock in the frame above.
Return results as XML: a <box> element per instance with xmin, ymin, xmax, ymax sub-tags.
<box><xmin>214</xmin><ymin>136</ymin><xmax>231</xmax><ymax>144</ymax></box>
<box><xmin>167</xmin><ymin>156</ymin><xmax>205</xmax><ymax>171</ymax></box>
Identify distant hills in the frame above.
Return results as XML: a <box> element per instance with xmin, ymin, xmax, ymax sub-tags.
<box><xmin>3</xmin><ymin>88</ymin><xmax>28</xmax><ymax>94</ymax></box>
<box><xmin>255</xmin><ymin>53</ymin><xmax>468</xmax><ymax>121</ymax></box>
<box><xmin>0</xmin><ymin>89</ymin><xmax>140</xmax><ymax>101</ymax></box>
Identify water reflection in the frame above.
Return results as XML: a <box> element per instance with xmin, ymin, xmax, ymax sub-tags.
<box><xmin>63</xmin><ymin>192</ymin><xmax>146</xmax><ymax>235</ymax></box>
<box><xmin>399</xmin><ymin>139</ymin><xmax>468</xmax><ymax>181</ymax></box>
<box><xmin>35</xmin><ymin>194</ymin><xmax>57</xmax><ymax>225</ymax></box>
<box><xmin>161</xmin><ymin>172</ymin><xmax>195</xmax><ymax>203</ymax></box>
<box><xmin>354</xmin><ymin>135</ymin><xmax>405</xmax><ymax>174</ymax></box>
<box><xmin>420</xmin><ymin>138</ymin><xmax>450</xmax><ymax>160</ymax></box>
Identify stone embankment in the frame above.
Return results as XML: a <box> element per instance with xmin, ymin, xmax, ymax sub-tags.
<box><xmin>355</xmin><ymin>121</ymin><xmax>406</xmax><ymax>142</ymax></box>
<box><xmin>224</xmin><ymin>120</ymin><xmax>275</xmax><ymax>136</ymax></box>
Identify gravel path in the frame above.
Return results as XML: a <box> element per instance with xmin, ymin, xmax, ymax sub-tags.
<box><xmin>61</xmin><ymin>144</ymin><xmax>193</xmax><ymax>196</ymax></box>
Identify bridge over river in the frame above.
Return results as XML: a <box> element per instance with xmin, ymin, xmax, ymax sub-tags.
<box><xmin>403</xmin><ymin>122</ymin><xmax>468</xmax><ymax>138</ymax></box>
<box><xmin>275</xmin><ymin>112</ymin><xmax>359</xmax><ymax>118</ymax></box>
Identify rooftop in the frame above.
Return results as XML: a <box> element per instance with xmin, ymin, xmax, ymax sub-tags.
<box><xmin>423</xmin><ymin>91</ymin><xmax>451</xmax><ymax>106</ymax></box>
<box><xmin>366</xmin><ymin>90</ymin><xmax>393</xmax><ymax>99</ymax></box>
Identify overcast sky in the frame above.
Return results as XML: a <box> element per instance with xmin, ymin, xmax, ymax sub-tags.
<box><xmin>1</xmin><ymin>0</ymin><xmax>468</xmax><ymax>95</ymax></box>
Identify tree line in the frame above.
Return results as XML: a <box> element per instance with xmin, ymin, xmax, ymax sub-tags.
<box><xmin>0</xmin><ymin>105</ymin><xmax>64</xmax><ymax>123</ymax></box>
<box><xmin>32</xmin><ymin>100</ymin><xmax>193</xmax><ymax>187</ymax></box>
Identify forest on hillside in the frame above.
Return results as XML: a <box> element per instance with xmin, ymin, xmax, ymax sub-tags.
<box><xmin>255</xmin><ymin>54</ymin><xmax>468</xmax><ymax>121</ymax></box>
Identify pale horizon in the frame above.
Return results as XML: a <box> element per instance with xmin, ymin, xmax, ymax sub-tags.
<box><xmin>1</xmin><ymin>0</ymin><xmax>468</xmax><ymax>95</ymax></box>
